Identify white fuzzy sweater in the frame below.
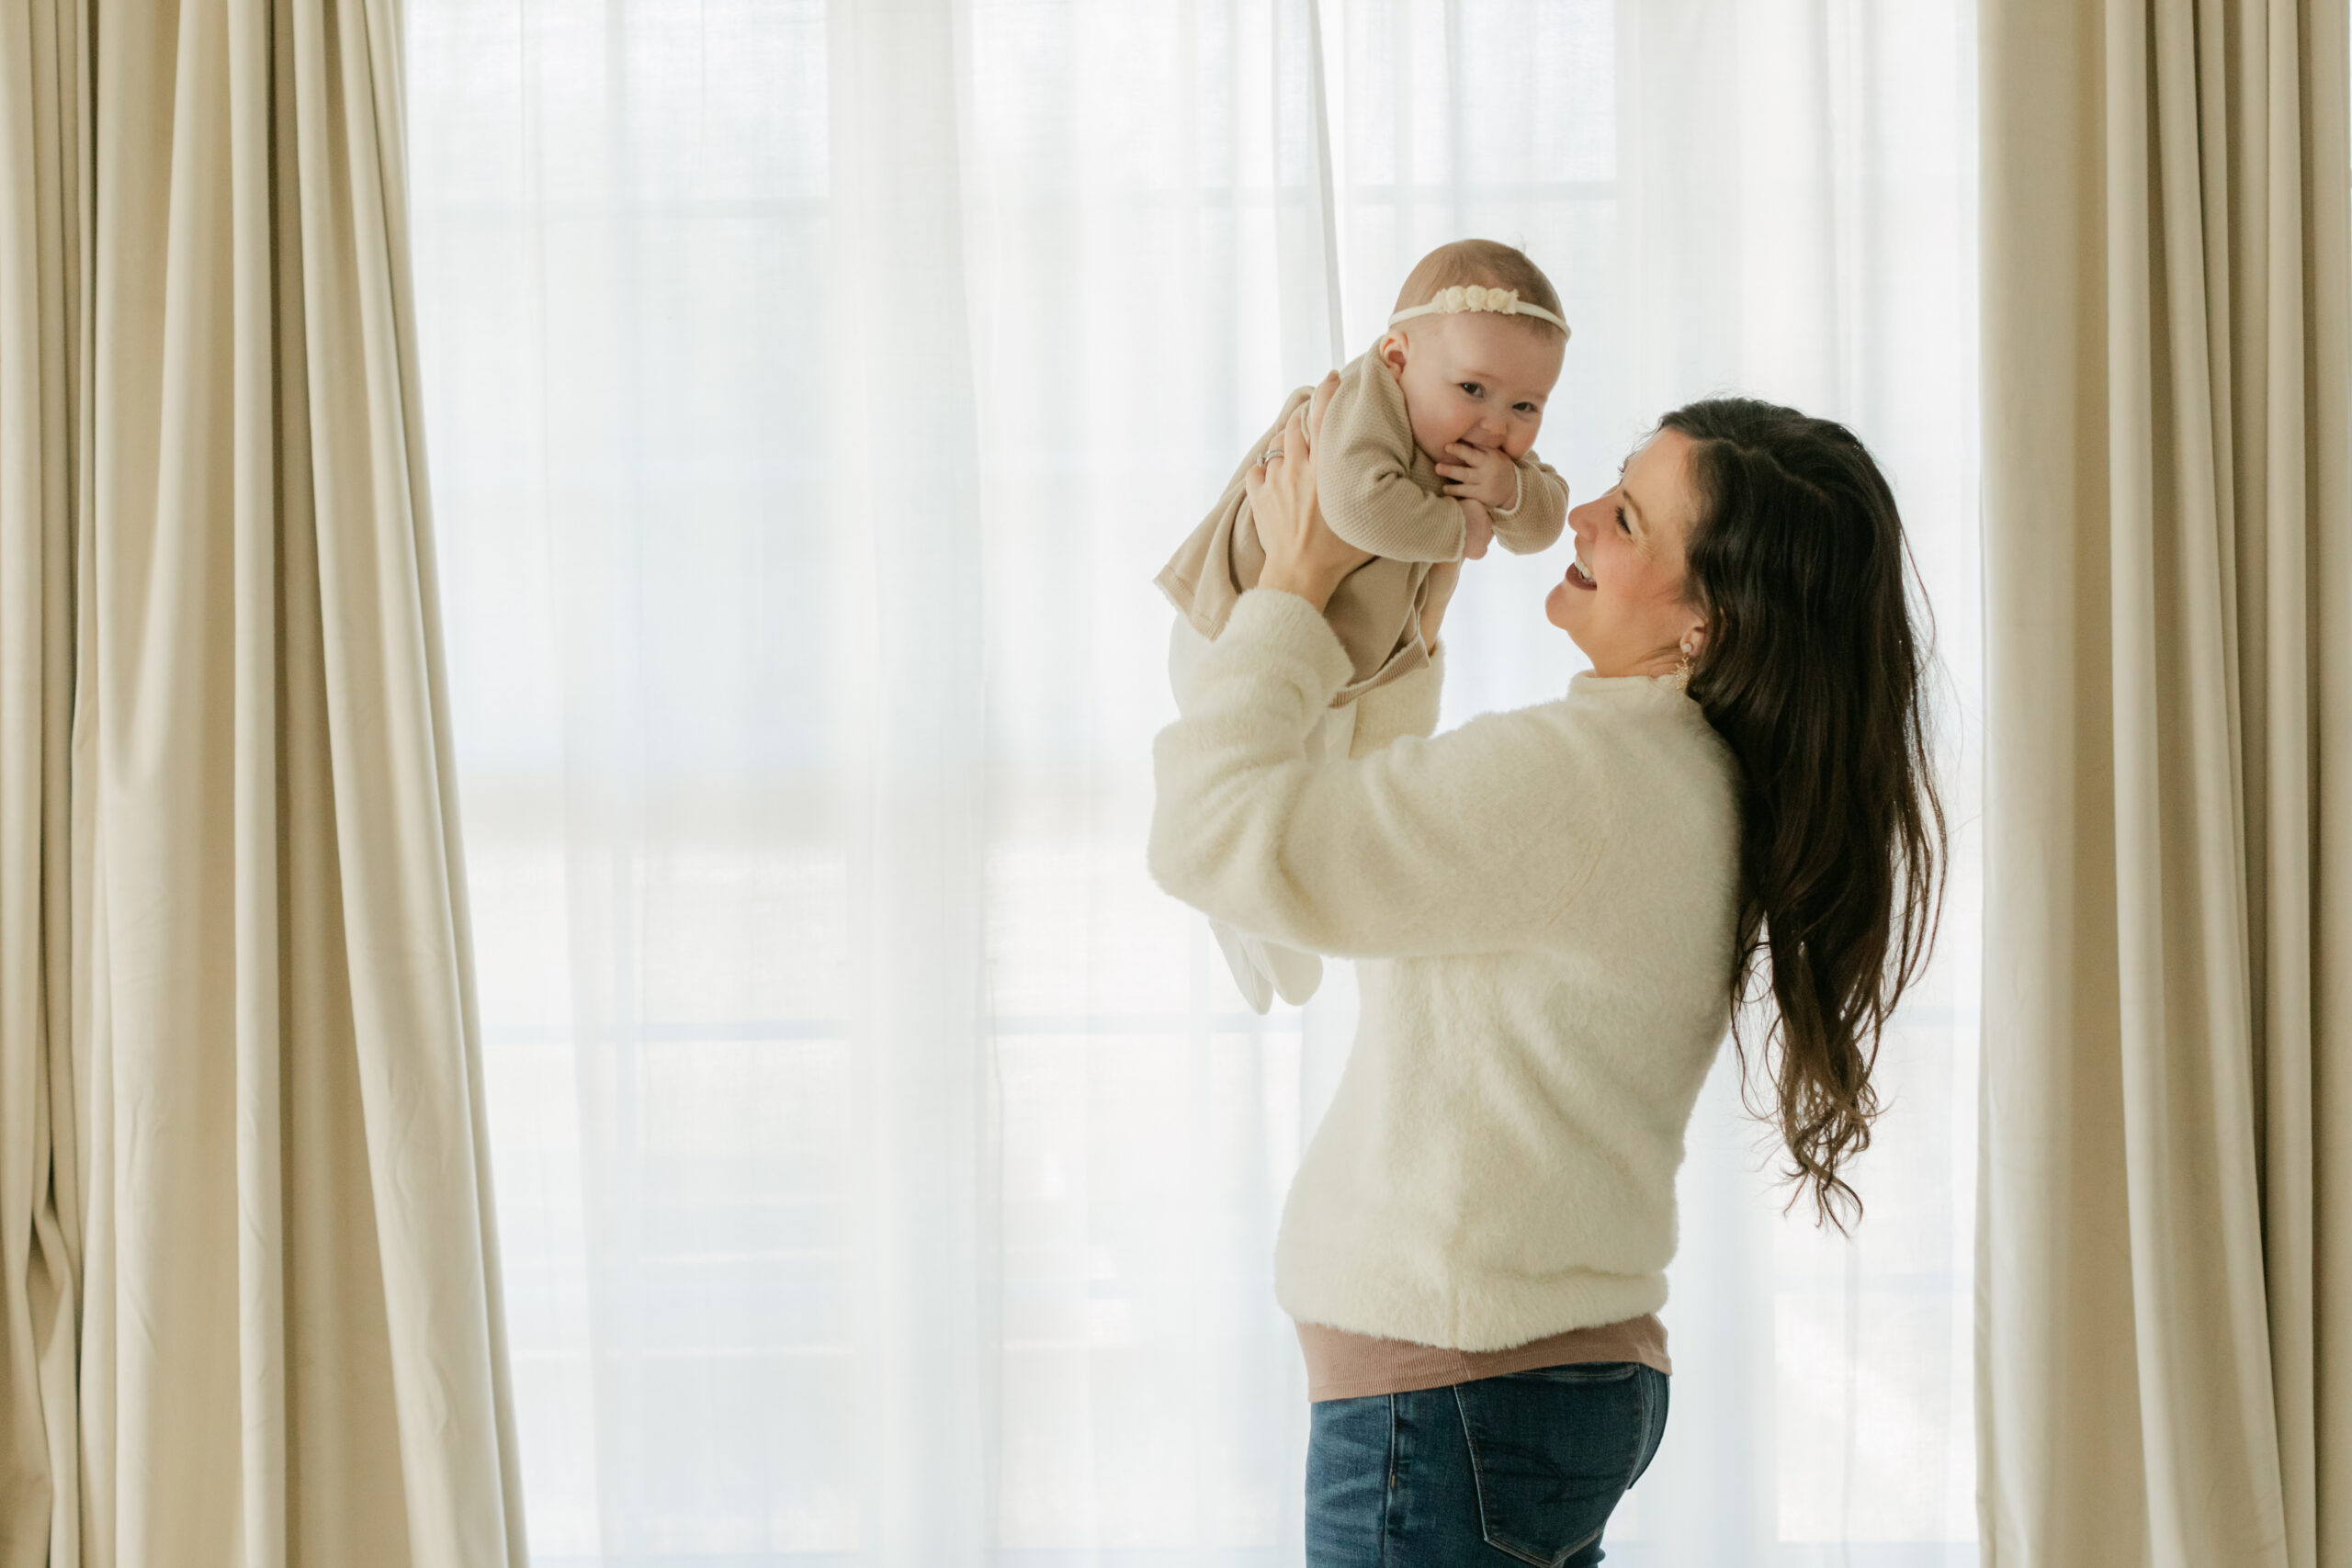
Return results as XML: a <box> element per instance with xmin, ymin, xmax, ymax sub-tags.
<box><xmin>1148</xmin><ymin>588</ymin><xmax>1744</xmax><ymax>1351</ymax></box>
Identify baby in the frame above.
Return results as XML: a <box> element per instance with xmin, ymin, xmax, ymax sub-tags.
<box><xmin>1156</xmin><ymin>239</ymin><xmax>1571</xmax><ymax>1011</ymax></box>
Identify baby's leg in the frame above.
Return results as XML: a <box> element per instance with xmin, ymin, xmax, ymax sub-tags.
<box><xmin>1241</xmin><ymin>701</ymin><xmax>1355</xmax><ymax>1008</ymax></box>
<box><xmin>1307</xmin><ymin>699</ymin><xmax>1358</xmax><ymax>762</ymax></box>
<box><xmin>1166</xmin><ymin>617</ymin><xmax>1341</xmax><ymax>1010</ymax></box>
<box><xmin>1170</xmin><ymin>617</ymin><xmax>1282</xmax><ymax>1012</ymax></box>
<box><xmin>1167</xmin><ymin>613</ymin><xmax>1214</xmax><ymax>708</ymax></box>
<box><xmin>1210</xmin><ymin>922</ymin><xmax>1275</xmax><ymax>1015</ymax></box>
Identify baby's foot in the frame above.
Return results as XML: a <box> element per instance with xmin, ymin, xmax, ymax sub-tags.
<box><xmin>1210</xmin><ymin>919</ymin><xmax>1273</xmax><ymax>1014</ymax></box>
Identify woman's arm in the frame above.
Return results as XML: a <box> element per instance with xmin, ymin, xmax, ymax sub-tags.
<box><xmin>1256</xmin><ymin>378</ymin><xmax>1461</xmax><ymax>650</ymax></box>
<box><xmin>1252</xmin><ymin>391</ymin><xmax>1371</xmax><ymax>611</ymax></box>
<box><xmin>1148</xmin><ymin>589</ymin><xmax>1604</xmax><ymax>958</ymax></box>
<box><xmin>1157</xmin><ymin>391</ymin><xmax>1598</xmax><ymax>957</ymax></box>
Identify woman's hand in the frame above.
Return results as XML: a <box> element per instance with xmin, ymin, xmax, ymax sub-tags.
<box><xmin>1248</xmin><ymin>373</ymin><xmax>1371</xmax><ymax>613</ymax></box>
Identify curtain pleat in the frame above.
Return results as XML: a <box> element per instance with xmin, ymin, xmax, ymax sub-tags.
<box><xmin>0</xmin><ymin>1</ymin><xmax>526</xmax><ymax>1564</ymax></box>
<box><xmin>1977</xmin><ymin>0</ymin><xmax>2352</xmax><ymax>1562</ymax></box>
<box><xmin>827</xmin><ymin>4</ymin><xmax>1000</xmax><ymax>1556</ymax></box>
<box><xmin>0</xmin><ymin>1</ymin><xmax>89</xmax><ymax>1564</ymax></box>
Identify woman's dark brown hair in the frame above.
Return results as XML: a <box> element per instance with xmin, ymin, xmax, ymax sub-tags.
<box><xmin>1662</xmin><ymin>397</ymin><xmax>1948</xmax><ymax>1231</ymax></box>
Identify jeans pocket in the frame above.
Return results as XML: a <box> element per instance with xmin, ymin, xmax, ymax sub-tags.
<box><xmin>1451</xmin><ymin>1365</ymin><xmax>1655</xmax><ymax>1567</ymax></box>
<box><xmin>1628</xmin><ymin>1369</ymin><xmax>1669</xmax><ymax>1487</ymax></box>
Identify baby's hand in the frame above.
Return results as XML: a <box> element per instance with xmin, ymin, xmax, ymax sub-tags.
<box><xmin>1458</xmin><ymin>499</ymin><xmax>1492</xmax><ymax>560</ymax></box>
<box><xmin>1437</xmin><ymin>442</ymin><xmax>1519</xmax><ymax>511</ymax></box>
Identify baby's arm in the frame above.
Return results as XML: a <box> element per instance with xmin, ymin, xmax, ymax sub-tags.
<box><xmin>1316</xmin><ymin>361</ymin><xmax>1468</xmax><ymax>564</ymax></box>
<box><xmin>1435</xmin><ymin>445</ymin><xmax>1568</xmax><ymax>554</ymax></box>
<box><xmin>1489</xmin><ymin>452</ymin><xmax>1569</xmax><ymax>552</ymax></box>
<box><xmin>1460</xmin><ymin>498</ymin><xmax>1493</xmax><ymax>560</ymax></box>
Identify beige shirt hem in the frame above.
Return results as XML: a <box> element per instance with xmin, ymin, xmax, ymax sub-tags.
<box><xmin>1295</xmin><ymin>1313</ymin><xmax>1671</xmax><ymax>1403</ymax></box>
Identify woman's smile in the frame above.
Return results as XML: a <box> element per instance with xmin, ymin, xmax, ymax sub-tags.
<box><xmin>1566</xmin><ymin>549</ymin><xmax>1599</xmax><ymax>590</ymax></box>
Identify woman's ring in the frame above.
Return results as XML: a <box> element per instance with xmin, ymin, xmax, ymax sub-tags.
<box><xmin>1262</xmin><ymin>446</ymin><xmax>1283</xmax><ymax>463</ymax></box>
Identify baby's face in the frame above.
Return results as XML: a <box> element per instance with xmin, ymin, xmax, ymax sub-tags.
<box><xmin>1382</xmin><ymin>310</ymin><xmax>1565</xmax><ymax>464</ymax></box>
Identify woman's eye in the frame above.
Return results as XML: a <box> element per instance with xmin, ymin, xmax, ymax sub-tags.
<box><xmin>1614</xmin><ymin>505</ymin><xmax>1630</xmax><ymax>533</ymax></box>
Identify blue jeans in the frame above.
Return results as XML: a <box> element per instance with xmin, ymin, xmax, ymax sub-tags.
<box><xmin>1305</xmin><ymin>1361</ymin><xmax>1668</xmax><ymax>1567</ymax></box>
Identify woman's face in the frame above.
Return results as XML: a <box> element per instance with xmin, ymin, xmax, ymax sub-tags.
<box><xmin>1544</xmin><ymin>426</ymin><xmax>1708</xmax><ymax>678</ymax></box>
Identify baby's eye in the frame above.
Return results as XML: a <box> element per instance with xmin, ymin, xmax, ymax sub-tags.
<box><xmin>1458</xmin><ymin>382</ymin><xmax>1484</xmax><ymax>398</ymax></box>
<box><xmin>1515</xmin><ymin>402</ymin><xmax>1539</xmax><ymax>415</ymax></box>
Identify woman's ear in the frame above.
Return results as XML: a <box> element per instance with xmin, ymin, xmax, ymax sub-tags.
<box><xmin>1679</xmin><ymin>619</ymin><xmax>1707</xmax><ymax>660</ymax></box>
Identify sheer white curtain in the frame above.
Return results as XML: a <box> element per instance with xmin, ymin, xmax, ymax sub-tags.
<box><xmin>403</xmin><ymin>1</ymin><xmax>1979</xmax><ymax>1562</ymax></box>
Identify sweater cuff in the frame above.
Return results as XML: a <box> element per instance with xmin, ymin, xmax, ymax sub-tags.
<box><xmin>1488</xmin><ymin>464</ymin><xmax>1526</xmax><ymax>518</ymax></box>
<box><xmin>1490</xmin><ymin>462</ymin><xmax>1566</xmax><ymax>553</ymax></box>
<box><xmin>1216</xmin><ymin>588</ymin><xmax>1356</xmax><ymax>705</ymax></box>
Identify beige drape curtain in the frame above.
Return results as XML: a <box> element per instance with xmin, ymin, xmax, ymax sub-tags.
<box><xmin>0</xmin><ymin>2</ymin><xmax>524</xmax><ymax>1565</ymax></box>
<box><xmin>1979</xmin><ymin>1</ymin><xmax>2352</xmax><ymax>1562</ymax></box>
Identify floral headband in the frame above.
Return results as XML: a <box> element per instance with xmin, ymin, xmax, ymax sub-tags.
<box><xmin>1387</xmin><ymin>284</ymin><xmax>1570</xmax><ymax>336</ymax></box>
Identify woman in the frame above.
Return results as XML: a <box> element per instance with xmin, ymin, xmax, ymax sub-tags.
<box><xmin>1148</xmin><ymin>378</ymin><xmax>1945</xmax><ymax>1564</ymax></box>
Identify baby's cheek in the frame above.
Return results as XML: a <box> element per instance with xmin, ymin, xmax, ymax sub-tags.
<box><xmin>1415</xmin><ymin>410</ymin><xmax>1466</xmax><ymax>457</ymax></box>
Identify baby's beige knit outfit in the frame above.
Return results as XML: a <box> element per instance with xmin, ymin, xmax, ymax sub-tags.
<box><xmin>1154</xmin><ymin>343</ymin><xmax>1568</xmax><ymax>1011</ymax></box>
<box><xmin>1156</xmin><ymin>342</ymin><xmax>1568</xmax><ymax>705</ymax></box>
